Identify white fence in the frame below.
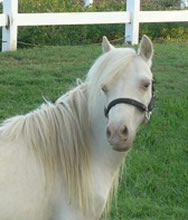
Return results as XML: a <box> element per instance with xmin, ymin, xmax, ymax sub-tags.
<box><xmin>0</xmin><ymin>0</ymin><xmax>188</xmax><ymax>52</ymax></box>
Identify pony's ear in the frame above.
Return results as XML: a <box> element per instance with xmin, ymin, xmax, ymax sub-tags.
<box><xmin>102</xmin><ymin>36</ymin><xmax>114</xmax><ymax>53</ymax></box>
<box><xmin>138</xmin><ymin>35</ymin><xmax>153</xmax><ymax>67</ymax></box>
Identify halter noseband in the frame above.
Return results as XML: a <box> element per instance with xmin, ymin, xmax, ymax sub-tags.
<box><xmin>104</xmin><ymin>81</ymin><xmax>155</xmax><ymax>121</ymax></box>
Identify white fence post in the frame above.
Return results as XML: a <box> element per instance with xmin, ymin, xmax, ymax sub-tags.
<box><xmin>181</xmin><ymin>0</ymin><xmax>188</xmax><ymax>8</ymax></box>
<box><xmin>2</xmin><ymin>0</ymin><xmax>18</xmax><ymax>52</ymax></box>
<box><xmin>125</xmin><ymin>0</ymin><xmax>140</xmax><ymax>45</ymax></box>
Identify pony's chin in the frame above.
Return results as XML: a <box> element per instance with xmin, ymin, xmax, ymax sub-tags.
<box><xmin>112</xmin><ymin>146</ymin><xmax>130</xmax><ymax>152</ymax></box>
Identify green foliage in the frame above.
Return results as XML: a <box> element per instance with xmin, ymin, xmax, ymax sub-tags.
<box><xmin>142</xmin><ymin>0</ymin><xmax>182</xmax><ymax>11</ymax></box>
<box><xmin>140</xmin><ymin>23</ymin><xmax>188</xmax><ymax>42</ymax></box>
<box><xmin>0</xmin><ymin>42</ymin><xmax>187</xmax><ymax>219</ymax></box>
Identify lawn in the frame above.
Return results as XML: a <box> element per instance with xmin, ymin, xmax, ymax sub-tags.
<box><xmin>0</xmin><ymin>42</ymin><xmax>187</xmax><ymax>220</ymax></box>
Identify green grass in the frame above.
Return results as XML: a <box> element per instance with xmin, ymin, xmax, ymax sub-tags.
<box><xmin>0</xmin><ymin>43</ymin><xmax>188</xmax><ymax>219</ymax></box>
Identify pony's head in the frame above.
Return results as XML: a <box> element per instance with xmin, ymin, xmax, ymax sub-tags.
<box><xmin>87</xmin><ymin>35</ymin><xmax>154</xmax><ymax>152</ymax></box>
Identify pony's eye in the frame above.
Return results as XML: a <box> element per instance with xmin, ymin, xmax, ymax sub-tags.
<box><xmin>101</xmin><ymin>84</ymin><xmax>108</xmax><ymax>93</ymax></box>
<box><xmin>143</xmin><ymin>82</ymin><xmax>150</xmax><ymax>89</ymax></box>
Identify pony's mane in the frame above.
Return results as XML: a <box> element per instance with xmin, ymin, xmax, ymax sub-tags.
<box><xmin>0</xmin><ymin>82</ymin><xmax>92</xmax><ymax>212</ymax></box>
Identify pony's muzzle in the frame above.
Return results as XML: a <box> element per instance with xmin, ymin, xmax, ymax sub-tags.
<box><xmin>106</xmin><ymin>122</ymin><xmax>130</xmax><ymax>151</ymax></box>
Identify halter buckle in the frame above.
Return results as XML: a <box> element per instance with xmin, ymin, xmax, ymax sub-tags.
<box><xmin>145</xmin><ymin>111</ymin><xmax>152</xmax><ymax>121</ymax></box>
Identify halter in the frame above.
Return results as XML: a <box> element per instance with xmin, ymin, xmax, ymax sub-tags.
<box><xmin>104</xmin><ymin>81</ymin><xmax>155</xmax><ymax>121</ymax></box>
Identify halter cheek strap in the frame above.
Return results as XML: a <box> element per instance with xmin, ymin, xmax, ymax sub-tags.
<box><xmin>104</xmin><ymin>98</ymin><xmax>146</xmax><ymax>117</ymax></box>
<box><xmin>104</xmin><ymin>81</ymin><xmax>155</xmax><ymax>121</ymax></box>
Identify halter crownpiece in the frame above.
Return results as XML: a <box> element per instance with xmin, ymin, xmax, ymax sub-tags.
<box><xmin>104</xmin><ymin>81</ymin><xmax>155</xmax><ymax>121</ymax></box>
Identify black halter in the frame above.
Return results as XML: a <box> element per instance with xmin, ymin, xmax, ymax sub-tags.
<box><xmin>104</xmin><ymin>81</ymin><xmax>155</xmax><ymax>121</ymax></box>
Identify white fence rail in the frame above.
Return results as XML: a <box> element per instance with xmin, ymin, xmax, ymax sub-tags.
<box><xmin>17</xmin><ymin>12</ymin><xmax>130</xmax><ymax>26</ymax></box>
<box><xmin>0</xmin><ymin>0</ymin><xmax>188</xmax><ymax>52</ymax></box>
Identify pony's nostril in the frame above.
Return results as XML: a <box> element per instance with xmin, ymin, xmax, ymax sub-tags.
<box><xmin>120</xmin><ymin>125</ymin><xmax>128</xmax><ymax>139</ymax></box>
<box><xmin>106</xmin><ymin>127</ymin><xmax>111</xmax><ymax>138</ymax></box>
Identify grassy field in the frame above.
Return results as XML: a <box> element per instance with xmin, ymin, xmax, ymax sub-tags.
<box><xmin>0</xmin><ymin>42</ymin><xmax>187</xmax><ymax>219</ymax></box>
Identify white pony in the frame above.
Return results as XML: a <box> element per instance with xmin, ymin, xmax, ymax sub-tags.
<box><xmin>0</xmin><ymin>35</ymin><xmax>154</xmax><ymax>220</ymax></box>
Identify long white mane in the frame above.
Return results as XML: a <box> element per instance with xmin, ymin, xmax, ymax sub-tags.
<box><xmin>0</xmin><ymin>82</ymin><xmax>92</xmax><ymax>212</ymax></box>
